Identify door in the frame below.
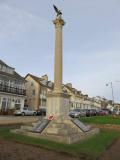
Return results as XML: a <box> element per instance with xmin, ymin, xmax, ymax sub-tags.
<box><xmin>1</xmin><ymin>98</ymin><xmax>7</xmax><ymax>111</ymax></box>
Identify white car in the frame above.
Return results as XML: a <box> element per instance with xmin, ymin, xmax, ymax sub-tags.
<box><xmin>69</xmin><ymin>109</ymin><xmax>86</xmax><ymax>118</ymax></box>
<box><xmin>14</xmin><ymin>107</ymin><xmax>36</xmax><ymax>116</ymax></box>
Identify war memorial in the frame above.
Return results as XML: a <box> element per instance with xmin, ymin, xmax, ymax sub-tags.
<box><xmin>12</xmin><ymin>5</ymin><xmax>99</xmax><ymax>144</ymax></box>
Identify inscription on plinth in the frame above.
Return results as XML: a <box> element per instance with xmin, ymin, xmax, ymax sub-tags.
<box><xmin>47</xmin><ymin>92</ymin><xmax>70</xmax><ymax>117</ymax></box>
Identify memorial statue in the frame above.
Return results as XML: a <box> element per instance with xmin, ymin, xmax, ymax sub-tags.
<box><xmin>53</xmin><ymin>5</ymin><xmax>62</xmax><ymax>18</ymax></box>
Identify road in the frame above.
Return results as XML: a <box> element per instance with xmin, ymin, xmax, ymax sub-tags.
<box><xmin>0</xmin><ymin>115</ymin><xmax>41</xmax><ymax>126</ymax></box>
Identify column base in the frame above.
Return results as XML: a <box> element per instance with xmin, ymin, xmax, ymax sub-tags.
<box><xmin>11</xmin><ymin>116</ymin><xmax>99</xmax><ymax>144</ymax></box>
<box><xmin>46</xmin><ymin>92</ymin><xmax>70</xmax><ymax>117</ymax></box>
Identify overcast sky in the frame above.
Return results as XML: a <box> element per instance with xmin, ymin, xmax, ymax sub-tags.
<box><xmin>0</xmin><ymin>0</ymin><xmax>120</xmax><ymax>102</ymax></box>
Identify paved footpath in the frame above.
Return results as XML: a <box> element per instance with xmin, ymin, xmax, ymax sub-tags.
<box><xmin>99</xmin><ymin>137</ymin><xmax>120</xmax><ymax>160</ymax></box>
<box><xmin>0</xmin><ymin>116</ymin><xmax>39</xmax><ymax>125</ymax></box>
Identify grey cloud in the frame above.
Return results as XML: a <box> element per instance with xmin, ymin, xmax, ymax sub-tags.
<box><xmin>0</xmin><ymin>3</ymin><xmax>49</xmax><ymax>40</ymax></box>
<box><xmin>0</xmin><ymin>0</ymin><xmax>120</xmax><ymax>102</ymax></box>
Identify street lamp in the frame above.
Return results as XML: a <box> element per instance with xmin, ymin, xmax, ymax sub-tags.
<box><xmin>106</xmin><ymin>82</ymin><xmax>114</xmax><ymax>106</ymax></box>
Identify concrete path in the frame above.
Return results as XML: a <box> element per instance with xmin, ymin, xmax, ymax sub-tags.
<box><xmin>99</xmin><ymin>137</ymin><xmax>120</xmax><ymax>160</ymax></box>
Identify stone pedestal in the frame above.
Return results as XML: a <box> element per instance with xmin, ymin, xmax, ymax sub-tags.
<box><xmin>40</xmin><ymin>116</ymin><xmax>99</xmax><ymax>144</ymax></box>
<box><xmin>46</xmin><ymin>92</ymin><xmax>70</xmax><ymax>117</ymax></box>
<box><xmin>11</xmin><ymin>116</ymin><xmax>99</xmax><ymax>144</ymax></box>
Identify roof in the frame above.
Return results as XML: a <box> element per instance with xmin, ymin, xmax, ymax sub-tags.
<box><xmin>25</xmin><ymin>73</ymin><xmax>54</xmax><ymax>89</ymax></box>
<box><xmin>0</xmin><ymin>59</ymin><xmax>25</xmax><ymax>81</ymax></box>
<box><xmin>0</xmin><ymin>60</ymin><xmax>14</xmax><ymax>69</ymax></box>
<box><xmin>0</xmin><ymin>71</ymin><xmax>25</xmax><ymax>82</ymax></box>
<box><xmin>65</xmin><ymin>85</ymin><xmax>79</xmax><ymax>94</ymax></box>
<box><xmin>26</xmin><ymin>74</ymin><xmax>43</xmax><ymax>83</ymax></box>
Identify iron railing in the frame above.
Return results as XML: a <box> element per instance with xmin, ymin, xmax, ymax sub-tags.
<box><xmin>0</xmin><ymin>84</ymin><xmax>26</xmax><ymax>95</ymax></box>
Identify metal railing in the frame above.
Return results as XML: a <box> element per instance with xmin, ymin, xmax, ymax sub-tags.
<box><xmin>0</xmin><ymin>84</ymin><xmax>26</xmax><ymax>95</ymax></box>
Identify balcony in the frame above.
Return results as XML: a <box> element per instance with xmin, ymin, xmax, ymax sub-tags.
<box><xmin>0</xmin><ymin>84</ymin><xmax>26</xmax><ymax>96</ymax></box>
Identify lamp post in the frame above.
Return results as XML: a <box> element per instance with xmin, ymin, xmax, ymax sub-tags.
<box><xmin>106</xmin><ymin>82</ymin><xmax>114</xmax><ymax>106</ymax></box>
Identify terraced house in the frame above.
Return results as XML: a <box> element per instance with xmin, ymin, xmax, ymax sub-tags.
<box><xmin>25</xmin><ymin>74</ymin><xmax>101</xmax><ymax>112</ymax></box>
<box><xmin>25</xmin><ymin>74</ymin><xmax>53</xmax><ymax>111</ymax></box>
<box><xmin>0</xmin><ymin>60</ymin><xmax>26</xmax><ymax>114</ymax></box>
<box><xmin>63</xmin><ymin>83</ymin><xmax>101</xmax><ymax>111</ymax></box>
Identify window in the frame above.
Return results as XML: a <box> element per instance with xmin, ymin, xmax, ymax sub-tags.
<box><xmin>15</xmin><ymin>99</ymin><xmax>21</xmax><ymax>103</ymax></box>
<box><xmin>15</xmin><ymin>104</ymin><xmax>20</xmax><ymax>110</ymax></box>
<box><xmin>2</xmin><ymin>66</ymin><xmax>6</xmax><ymax>72</ymax></box>
<box><xmin>32</xmin><ymin>90</ymin><xmax>35</xmax><ymax>96</ymax></box>
<box><xmin>0</xmin><ymin>80</ymin><xmax>3</xmax><ymax>84</ymax></box>
<box><xmin>1</xmin><ymin>98</ymin><xmax>7</xmax><ymax>111</ymax></box>
<box><xmin>43</xmin><ymin>90</ymin><xmax>46</xmax><ymax>95</ymax></box>
<box><xmin>23</xmin><ymin>107</ymin><xmax>27</xmax><ymax>110</ymax></box>
<box><xmin>31</xmin><ymin>82</ymin><xmax>34</xmax><ymax>86</ymax></box>
<box><xmin>18</xmin><ymin>99</ymin><xmax>21</xmax><ymax>103</ymax></box>
<box><xmin>7</xmin><ymin>99</ymin><xmax>11</xmax><ymax>109</ymax></box>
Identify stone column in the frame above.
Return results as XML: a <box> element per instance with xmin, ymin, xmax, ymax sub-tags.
<box><xmin>53</xmin><ymin>18</ymin><xmax>65</xmax><ymax>93</ymax></box>
<box><xmin>46</xmin><ymin>16</ymin><xmax>70</xmax><ymax>117</ymax></box>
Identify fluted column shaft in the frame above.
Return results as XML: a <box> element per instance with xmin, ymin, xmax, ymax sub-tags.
<box><xmin>53</xmin><ymin>18</ymin><xmax>65</xmax><ymax>93</ymax></box>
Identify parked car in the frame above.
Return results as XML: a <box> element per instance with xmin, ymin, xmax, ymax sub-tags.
<box><xmin>113</xmin><ymin>110</ymin><xmax>119</xmax><ymax>115</ymax></box>
<box><xmin>69</xmin><ymin>109</ymin><xmax>86</xmax><ymax>118</ymax></box>
<box><xmin>36</xmin><ymin>108</ymin><xmax>46</xmax><ymax>116</ymax></box>
<box><xmin>86</xmin><ymin>109</ymin><xmax>98</xmax><ymax>117</ymax></box>
<box><xmin>14</xmin><ymin>107</ymin><xmax>37</xmax><ymax>116</ymax></box>
<box><xmin>112</xmin><ymin>109</ymin><xmax>119</xmax><ymax>115</ymax></box>
<box><xmin>86</xmin><ymin>109</ymin><xmax>92</xmax><ymax>117</ymax></box>
<box><xmin>80</xmin><ymin>109</ymin><xmax>86</xmax><ymax>117</ymax></box>
<box><xmin>98</xmin><ymin>109</ymin><xmax>109</xmax><ymax>116</ymax></box>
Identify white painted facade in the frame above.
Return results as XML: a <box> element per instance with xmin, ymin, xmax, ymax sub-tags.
<box><xmin>0</xmin><ymin>93</ymin><xmax>25</xmax><ymax>110</ymax></box>
<box><xmin>0</xmin><ymin>60</ymin><xmax>26</xmax><ymax>113</ymax></box>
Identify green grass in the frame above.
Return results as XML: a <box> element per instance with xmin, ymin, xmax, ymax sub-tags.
<box><xmin>79</xmin><ymin>116</ymin><xmax>120</xmax><ymax>125</ymax></box>
<box><xmin>0</xmin><ymin>128</ymin><xmax>119</xmax><ymax>159</ymax></box>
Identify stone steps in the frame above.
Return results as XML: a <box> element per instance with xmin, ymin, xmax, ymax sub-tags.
<box><xmin>45</xmin><ymin>122</ymin><xmax>81</xmax><ymax>135</ymax></box>
<box><xmin>32</xmin><ymin>122</ymin><xmax>38</xmax><ymax>127</ymax></box>
<box><xmin>20</xmin><ymin>125</ymin><xmax>33</xmax><ymax>131</ymax></box>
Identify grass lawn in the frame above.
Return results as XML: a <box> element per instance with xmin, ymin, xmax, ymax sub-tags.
<box><xmin>79</xmin><ymin>115</ymin><xmax>120</xmax><ymax>125</ymax></box>
<box><xmin>0</xmin><ymin>128</ymin><xmax>120</xmax><ymax>160</ymax></box>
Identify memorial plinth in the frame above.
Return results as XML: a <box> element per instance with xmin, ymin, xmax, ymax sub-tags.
<box><xmin>46</xmin><ymin>92</ymin><xmax>70</xmax><ymax>117</ymax></box>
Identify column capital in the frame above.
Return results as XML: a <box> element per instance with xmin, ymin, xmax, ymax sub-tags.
<box><xmin>53</xmin><ymin>18</ymin><xmax>65</xmax><ymax>28</ymax></box>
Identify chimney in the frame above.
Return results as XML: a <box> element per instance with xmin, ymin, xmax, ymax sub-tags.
<box><xmin>42</xmin><ymin>74</ymin><xmax>48</xmax><ymax>81</ymax></box>
<box><xmin>66</xmin><ymin>83</ymin><xmax>72</xmax><ymax>88</ymax></box>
